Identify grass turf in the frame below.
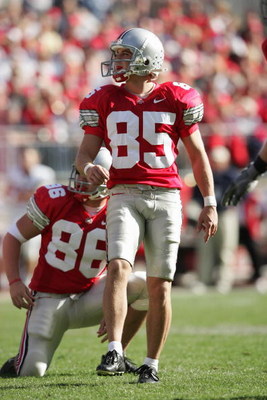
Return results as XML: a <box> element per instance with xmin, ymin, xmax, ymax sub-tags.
<box><xmin>0</xmin><ymin>287</ymin><xmax>266</xmax><ymax>400</ymax></box>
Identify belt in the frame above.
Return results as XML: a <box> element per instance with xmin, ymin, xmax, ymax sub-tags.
<box><xmin>34</xmin><ymin>292</ymin><xmax>82</xmax><ymax>301</ymax></box>
<box><xmin>111</xmin><ymin>184</ymin><xmax>178</xmax><ymax>192</ymax></box>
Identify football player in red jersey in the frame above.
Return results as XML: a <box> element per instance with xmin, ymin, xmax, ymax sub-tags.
<box><xmin>0</xmin><ymin>148</ymin><xmax>148</xmax><ymax>377</ymax></box>
<box><xmin>75</xmin><ymin>28</ymin><xmax>218</xmax><ymax>383</ymax></box>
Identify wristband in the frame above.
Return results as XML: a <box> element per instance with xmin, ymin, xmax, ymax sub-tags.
<box><xmin>83</xmin><ymin>163</ymin><xmax>93</xmax><ymax>175</ymax></box>
<box><xmin>9</xmin><ymin>278</ymin><xmax>21</xmax><ymax>286</ymax></box>
<box><xmin>204</xmin><ymin>196</ymin><xmax>217</xmax><ymax>207</ymax></box>
<box><xmin>8</xmin><ymin>223</ymin><xmax>27</xmax><ymax>243</ymax></box>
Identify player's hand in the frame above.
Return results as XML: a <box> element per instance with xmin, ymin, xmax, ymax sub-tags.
<box><xmin>221</xmin><ymin>164</ymin><xmax>259</xmax><ymax>206</ymax></box>
<box><xmin>97</xmin><ymin>319</ymin><xmax>108</xmax><ymax>343</ymax></box>
<box><xmin>197</xmin><ymin>206</ymin><xmax>218</xmax><ymax>243</ymax></box>
<box><xmin>9</xmin><ymin>281</ymin><xmax>34</xmax><ymax>310</ymax></box>
<box><xmin>85</xmin><ymin>164</ymin><xmax>109</xmax><ymax>186</ymax></box>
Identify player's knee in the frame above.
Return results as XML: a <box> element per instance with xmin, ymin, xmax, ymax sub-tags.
<box><xmin>147</xmin><ymin>277</ymin><xmax>172</xmax><ymax>303</ymax></box>
<box><xmin>108</xmin><ymin>258</ymin><xmax>132</xmax><ymax>279</ymax></box>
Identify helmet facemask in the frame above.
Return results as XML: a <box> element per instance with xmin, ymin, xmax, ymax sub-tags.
<box><xmin>68</xmin><ymin>166</ymin><xmax>109</xmax><ymax>202</ymax></box>
<box><xmin>68</xmin><ymin>147</ymin><xmax>112</xmax><ymax>202</ymax></box>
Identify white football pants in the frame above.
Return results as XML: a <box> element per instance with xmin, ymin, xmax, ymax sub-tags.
<box><xmin>15</xmin><ymin>271</ymin><xmax>148</xmax><ymax>376</ymax></box>
<box><xmin>107</xmin><ymin>185</ymin><xmax>182</xmax><ymax>281</ymax></box>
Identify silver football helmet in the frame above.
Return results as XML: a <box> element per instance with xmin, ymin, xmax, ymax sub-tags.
<box><xmin>101</xmin><ymin>28</ymin><xmax>165</xmax><ymax>82</ymax></box>
<box><xmin>68</xmin><ymin>147</ymin><xmax>112</xmax><ymax>201</ymax></box>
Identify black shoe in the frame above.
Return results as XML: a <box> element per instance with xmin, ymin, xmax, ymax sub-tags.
<box><xmin>0</xmin><ymin>357</ymin><xmax>17</xmax><ymax>377</ymax></box>
<box><xmin>124</xmin><ymin>357</ymin><xmax>137</xmax><ymax>373</ymax></box>
<box><xmin>135</xmin><ymin>364</ymin><xmax>159</xmax><ymax>383</ymax></box>
<box><xmin>96</xmin><ymin>350</ymin><xmax>125</xmax><ymax>376</ymax></box>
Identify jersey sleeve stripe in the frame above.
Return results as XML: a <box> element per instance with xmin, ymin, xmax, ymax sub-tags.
<box><xmin>80</xmin><ymin>109</ymin><xmax>99</xmax><ymax>127</ymax></box>
<box><xmin>27</xmin><ymin>197</ymin><xmax>50</xmax><ymax>230</ymax></box>
<box><xmin>183</xmin><ymin>104</ymin><xmax>204</xmax><ymax>125</ymax></box>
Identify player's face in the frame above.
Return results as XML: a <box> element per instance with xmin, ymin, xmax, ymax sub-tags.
<box><xmin>113</xmin><ymin>48</ymin><xmax>132</xmax><ymax>75</ymax></box>
<box><xmin>74</xmin><ymin>174</ymin><xmax>98</xmax><ymax>202</ymax></box>
<box><xmin>76</xmin><ymin>175</ymin><xmax>93</xmax><ymax>193</ymax></box>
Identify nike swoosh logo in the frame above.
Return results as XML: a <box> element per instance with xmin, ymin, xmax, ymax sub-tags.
<box><xmin>154</xmin><ymin>98</ymin><xmax>165</xmax><ymax>104</ymax></box>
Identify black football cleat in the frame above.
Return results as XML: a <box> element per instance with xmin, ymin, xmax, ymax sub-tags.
<box><xmin>0</xmin><ymin>357</ymin><xmax>17</xmax><ymax>377</ymax></box>
<box><xmin>124</xmin><ymin>357</ymin><xmax>138</xmax><ymax>373</ymax></box>
<box><xmin>96</xmin><ymin>350</ymin><xmax>126</xmax><ymax>376</ymax></box>
<box><xmin>135</xmin><ymin>364</ymin><xmax>159</xmax><ymax>383</ymax></box>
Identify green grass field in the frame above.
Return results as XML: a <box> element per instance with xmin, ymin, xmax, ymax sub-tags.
<box><xmin>0</xmin><ymin>287</ymin><xmax>267</xmax><ymax>400</ymax></box>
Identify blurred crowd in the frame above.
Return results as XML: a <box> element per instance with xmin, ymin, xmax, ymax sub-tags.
<box><xmin>0</xmin><ymin>0</ymin><xmax>267</xmax><ymax>146</ymax></box>
<box><xmin>0</xmin><ymin>0</ymin><xmax>267</xmax><ymax>292</ymax></box>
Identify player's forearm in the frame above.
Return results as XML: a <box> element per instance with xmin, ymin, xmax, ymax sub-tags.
<box><xmin>75</xmin><ymin>147</ymin><xmax>94</xmax><ymax>177</ymax></box>
<box><xmin>2</xmin><ymin>233</ymin><xmax>22</xmax><ymax>284</ymax></box>
<box><xmin>182</xmin><ymin>130</ymin><xmax>216</xmax><ymax>202</ymax></box>
<box><xmin>75</xmin><ymin>135</ymin><xmax>103</xmax><ymax>176</ymax></box>
<box><xmin>242</xmin><ymin>142</ymin><xmax>267</xmax><ymax>183</ymax></box>
<box><xmin>192</xmin><ymin>155</ymin><xmax>216</xmax><ymax>200</ymax></box>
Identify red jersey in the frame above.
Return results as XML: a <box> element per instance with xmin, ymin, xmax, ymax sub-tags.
<box><xmin>28</xmin><ymin>184</ymin><xmax>107</xmax><ymax>293</ymax></box>
<box><xmin>80</xmin><ymin>81</ymin><xmax>204</xmax><ymax>188</ymax></box>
